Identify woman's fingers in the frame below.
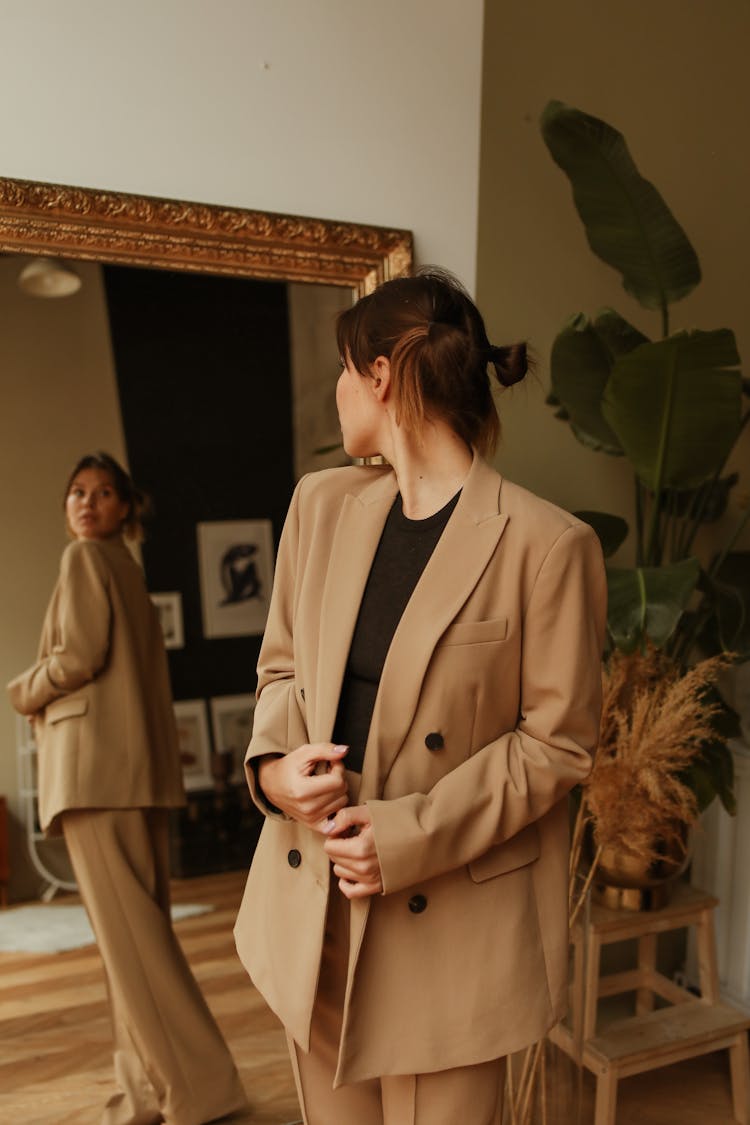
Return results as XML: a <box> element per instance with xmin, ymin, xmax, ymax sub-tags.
<box><xmin>335</xmin><ymin>872</ymin><xmax>383</xmax><ymax>899</ymax></box>
<box><xmin>323</xmin><ymin>805</ymin><xmax>383</xmax><ymax>896</ymax></box>
<box><xmin>258</xmin><ymin>743</ymin><xmax>350</xmax><ymax>825</ymax></box>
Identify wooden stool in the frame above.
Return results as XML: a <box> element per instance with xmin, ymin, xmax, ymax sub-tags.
<box><xmin>549</xmin><ymin>882</ymin><xmax>750</xmax><ymax>1124</ymax></box>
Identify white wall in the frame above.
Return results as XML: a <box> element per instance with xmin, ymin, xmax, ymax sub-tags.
<box><xmin>0</xmin><ymin>0</ymin><xmax>484</xmax><ymax>287</ymax></box>
<box><xmin>0</xmin><ymin>1</ymin><xmax>485</xmax><ymax>899</ymax></box>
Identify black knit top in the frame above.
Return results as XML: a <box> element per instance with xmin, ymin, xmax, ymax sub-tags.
<box><xmin>332</xmin><ymin>490</ymin><xmax>460</xmax><ymax>772</ymax></box>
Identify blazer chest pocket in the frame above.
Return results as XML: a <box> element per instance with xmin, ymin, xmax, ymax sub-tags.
<box><xmin>440</xmin><ymin>617</ymin><xmax>508</xmax><ymax>647</ymax></box>
<box><xmin>468</xmin><ymin>823</ymin><xmax>540</xmax><ymax>883</ymax></box>
<box><xmin>46</xmin><ymin>697</ymin><xmax>88</xmax><ymax>724</ymax></box>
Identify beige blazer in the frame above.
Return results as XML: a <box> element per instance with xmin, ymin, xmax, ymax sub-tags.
<box><xmin>234</xmin><ymin>454</ymin><xmax>607</xmax><ymax>1084</ymax></box>
<box><xmin>7</xmin><ymin>536</ymin><xmax>185</xmax><ymax>834</ymax></box>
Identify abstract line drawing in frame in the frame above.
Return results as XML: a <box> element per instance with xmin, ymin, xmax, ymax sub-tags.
<box><xmin>210</xmin><ymin>693</ymin><xmax>256</xmax><ymax>784</ymax></box>
<box><xmin>150</xmin><ymin>591</ymin><xmax>184</xmax><ymax>649</ymax></box>
<box><xmin>173</xmin><ymin>699</ymin><xmax>212</xmax><ymax>791</ymax></box>
<box><xmin>197</xmin><ymin>519</ymin><xmax>274</xmax><ymax>639</ymax></box>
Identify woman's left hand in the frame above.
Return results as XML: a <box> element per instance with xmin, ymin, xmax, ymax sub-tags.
<box><xmin>323</xmin><ymin>804</ymin><xmax>383</xmax><ymax>898</ymax></box>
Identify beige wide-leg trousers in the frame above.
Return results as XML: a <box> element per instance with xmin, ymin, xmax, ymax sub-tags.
<box><xmin>287</xmin><ymin>771</ymin><xmax>506</xmax><ymax>1125</ymax></box>
<box><xmin>62</xmin><ymin>808</ymin><xmax>248</xmax><ymax>1125</ymax></box>
<box><xmin>288</xmin><ymin>879</ymin><xmax>506</xmax><ymax>1125</ymax></box>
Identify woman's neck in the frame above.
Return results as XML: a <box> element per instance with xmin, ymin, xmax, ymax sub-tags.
<box><xmin>384</xmin><ymin>423</ymin><xmax>473</xmax><ymax>520</ymax></box>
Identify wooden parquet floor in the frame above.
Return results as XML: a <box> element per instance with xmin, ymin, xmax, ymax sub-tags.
<box><xmin>0</xmin><ymin>870</ymin><xmax>300</xmax><ymax>1125</ymax></box>
<box><xmin>0</xmin><ymin>868</ymin><xmax>741</xmax><ymax>1124</ymax></box>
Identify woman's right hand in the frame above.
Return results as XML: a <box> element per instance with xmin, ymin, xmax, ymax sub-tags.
<box><xmin>258</xmin><ymin>743</ymin><xmax>350</xmax><ymax>832</ymax></box>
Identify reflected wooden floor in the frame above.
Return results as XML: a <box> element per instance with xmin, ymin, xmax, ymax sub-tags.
<box><xmin>0</xmin><ymin>869</ymin><xmax>742</xmax><ymax>1124</ymax></box>
<box><xmin>0</xmin><ymin>870</ymin><xmax>300</xmax><ymax>1125</ymax></box>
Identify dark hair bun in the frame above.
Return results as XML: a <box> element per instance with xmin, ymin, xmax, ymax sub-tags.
<box><xmin>487</xmin><ymin>342</ymin><xmax>528</xmax><ymax>388</ymax></box>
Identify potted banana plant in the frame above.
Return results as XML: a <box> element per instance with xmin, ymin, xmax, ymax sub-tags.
<box><xmin>540</xmin><ymin>101</ymin><xmax>749</xmax><ymax>887</ymax></box>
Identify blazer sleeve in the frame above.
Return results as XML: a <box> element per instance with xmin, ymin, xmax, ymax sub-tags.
<box><xmin>243</xmin><ymin>479</ymin><xmax>304</xmax><ymax>815</ymax></box>
<box><xmin>367</xmin><ymin>522</ymin><xmax>607</xmax><ymax>894</ymax></box>
<box><xmin>7</xmin><ymin>541</ymin><xmax>112</xmax><ymax>715</ymax></box>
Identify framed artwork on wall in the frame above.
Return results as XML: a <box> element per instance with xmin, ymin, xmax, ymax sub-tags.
<box><xmin>150</xmin><ymin>591</ymin><xmax>185</xmax><ymax>649</ymax></box>
<box><xmin>210</xmin><ymin>693</ymin><xmax>256</xmax><ymax>784</ymax></box>
<box><xmin>197</xmin><ymin>519</ymin><xmax>275</xmax><ymax>639</ymax></box>
<box><xmin>173</xmin><ymin>699</ymin><xmax>212</xmax><ymax>791</ymax></box>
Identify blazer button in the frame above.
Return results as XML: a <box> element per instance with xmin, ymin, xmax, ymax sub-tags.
<box><xmin>408</xmin><ymin>894</ymin><xmax>427</xmax><ymax>914</ymax></box>
<box><xmin>425</xmin><ymin>731</ymin><xmax>444</xmax><ymax>751</ymax></box>
<box><xmin>287</xmin><ymin>849</ymin><xmax>302</xmax><ymax>868</ymax></box>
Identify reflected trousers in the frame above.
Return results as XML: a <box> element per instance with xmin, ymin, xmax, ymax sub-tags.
<box><xmin>62</xmin><ymin>808</ymin><xmax>248</xmax><ymax>1125</ymax></box>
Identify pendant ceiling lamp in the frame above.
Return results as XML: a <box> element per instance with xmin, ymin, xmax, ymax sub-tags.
<box><xmin>18</xmin><ymin>257</ymin><xmax>82</xmax><ymax>298</ymax></box>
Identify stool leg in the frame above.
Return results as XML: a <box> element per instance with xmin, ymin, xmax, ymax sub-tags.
<box><xmin>594</xmin><ymin>1067</ymin><xmax>618</xmax><ymax>1125</ymax></box>
<box><xmin>696</xmin><ymin>906</ymin><xmax>720</xmax><ymax>1003</ymax></box>
<box><xmin>571</xmin><ymin>931</ymin><xmax>585</xmax><ymax>1060</ymax></box>
<box><xmin>729</xmin><ymin>1031</ymin><xmax>750</xmax><ymax>1125</ymax></box>
<box><xmin>636</xmin><ymin>933</ymin><xmax>657</xmax><ymax>1016</ymax></box>
<box><xmin>584</xmin><ymin>933</ymin><xmax>603</xmax><ymax>1039</ymax></box>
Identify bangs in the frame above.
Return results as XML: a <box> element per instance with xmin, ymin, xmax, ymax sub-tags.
<box><xmin>336</xmin><ymin>295</ymin><xmax>376</xmax><ymax>374</ymax></box>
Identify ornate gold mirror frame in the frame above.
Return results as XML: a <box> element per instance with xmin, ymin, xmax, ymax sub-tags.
<box><xmin>0</xmin><ymin>175</ymin><xmax>412</xmax><ymax>291</ymax></box>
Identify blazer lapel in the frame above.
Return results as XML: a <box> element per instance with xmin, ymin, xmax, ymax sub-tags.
<box><xmin>359</xmin><ymin>455</ymin><xmax>509</xmax><ymax>799</ymax></box>
<box><xmin>312</xmin><ymin>469</ymin><xmax>399</xmax><ymax>741</ymax></box>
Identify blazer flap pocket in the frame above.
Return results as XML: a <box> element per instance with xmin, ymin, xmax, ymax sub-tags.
<box><xmin>46</xmin><ymin>696</ymin><xmax>89</xmax><ymax>724</ymax></box>
<box><xmin>441</xmin><ymin>617</ymin><xmax>508</xmax><ymax>646</ymax></box>
<box><xmin>468</xmin><ymin>823</ymin><xmax>540</xmax><ymax>883</ymax></box>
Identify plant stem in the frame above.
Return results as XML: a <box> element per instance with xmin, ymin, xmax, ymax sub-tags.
<box><xmin>635</xmin><ymin>478</ymin><xmax>644</xmax><ymax>566</ymax></box>
<box><xmin>644</xmin><ymin>346</ymin><xmax>679</xmax><ymax>563</ymax></box>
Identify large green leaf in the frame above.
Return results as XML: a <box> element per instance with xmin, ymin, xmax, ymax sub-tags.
<box><xmin>602</xmin><ymin>329</ymin><xmax>742</xmax><ymax>491</ymax></box>
<box><xmin>686</xmin><ymin>738</ymin><xmax>736</xmax><ymax>814</ymax></box>
<box><xmin>574</xmin><ymin>510</ymin><xmax>629</xmax><ymax>558</ymax></box>
<box><xmin>685</xmin><ymin>690</ymin><xmax>739</xmax><ymax>813</ymax></box>
<box><xmin>540</xmin><ymin>101</ymin><xmax>701</xmax><ymax>311</ymax></box>
<box><xmin>659</xmin><ymin>473</ymin><xmax>739</xmax><ymax>524</ymax></box>
<box><xmin>607</xmin><ymin>558</ymin><xmax>701</xmax><ymax>651</ymax></box>
<box><xmin>550</xmin><ymin>315</ymin><xmax>623</xmax><ymax>453</ymax></box>
<box><xmin>699</xmin><ymin>552</ymin><xmax>750</xmax><ymax>657</ymax></box>
<box><xmin>591</xmin><ymin>308</ymin><xmax>650</xmax><ymax>360</ymax></box>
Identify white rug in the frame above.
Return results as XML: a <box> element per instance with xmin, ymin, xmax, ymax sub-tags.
<box><xmin>0</xmin><ymin>902</ymin><xmax>213</xmax><ymax>954</ymax></box>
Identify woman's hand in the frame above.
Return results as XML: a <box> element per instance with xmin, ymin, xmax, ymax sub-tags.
<box><xmin>323</xmin><ymin>805</ymin><xmax>383</xmax><ymax>898</ymax></box>
<box><xmin>258</xmin><ymin>743</ymin><xmax>349</xmax><ymax>832</ymax></box>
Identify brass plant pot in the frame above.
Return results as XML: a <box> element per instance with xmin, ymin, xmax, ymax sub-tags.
<box><xmin>592</xmin><ymin>827</ymin><xmax>691</xmax><ymax>912</ymax></box>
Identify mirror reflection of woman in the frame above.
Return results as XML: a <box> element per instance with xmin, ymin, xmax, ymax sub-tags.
<box><xmin>234</xmin><ymin>269</ymin><xmax>607</xmax><ymax>1125</ymax></box>
<box><xmin>7</xmin><ymin>452</ymin><xmax>249</xmax><ymax>1125</ymax></box>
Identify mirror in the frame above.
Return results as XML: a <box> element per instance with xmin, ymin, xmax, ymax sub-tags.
<box><xmin>0</xmin><ymin>175</ymin><xmax>412</xmax><ymax>901</ymax></box>
<box><xmin>0</xmin><ymin>175</ymin><xmax>412</xmax><ymax>288</ymax></box>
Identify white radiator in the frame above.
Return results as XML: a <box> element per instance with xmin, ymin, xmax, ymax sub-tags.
<box><xmin>690</xmin><ymin>738</ymin><xmax>750</xmax><ymax>1011</ymax></box>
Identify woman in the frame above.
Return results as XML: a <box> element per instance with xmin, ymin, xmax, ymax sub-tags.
<box><xmin>8</xmin><ymin>452</ymin><xmax>248</xmax><ymax>1125</ymax></box>
<box><xmin>233</xmin><ymin>270</ymin><xmax>607</xmax><ymax>1125</ymax></box>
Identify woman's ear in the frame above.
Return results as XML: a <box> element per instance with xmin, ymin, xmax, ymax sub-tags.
<box><xmin>371</xmin><ymin>356</ymin><xmax>391</xmax><ymax>401</ymax></box>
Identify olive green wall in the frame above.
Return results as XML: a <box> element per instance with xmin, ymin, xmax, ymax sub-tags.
<box><xmin>477</xmin><ymin>0</ymin><xmax>750</xmax><ymax>559</ymax></box>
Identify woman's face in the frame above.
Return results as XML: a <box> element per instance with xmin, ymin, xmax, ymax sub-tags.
<box><xmin>336</xmin><ymin>355</ymin><xmax>383</xmax><ymax>458</ymax></box>
<box><xmin>65</xmin><ymin>468</ymin><xmax>130</xmax><ymax>540</ymax></box>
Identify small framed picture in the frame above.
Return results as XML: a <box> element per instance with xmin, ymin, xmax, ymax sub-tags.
<box><xmin>210</xmin><ymin>693</ymin><xmax>256</xmax><ymax>784</ymax></box>
<box><xmin>173</xmin><ymin>699</ymin><xmax>212</xmax><ymax>790</ymax></box>
<box><xmin>150</xmin><ymin>591</ymin><xmax>185</xmax><ymax>649</ymax></box>
<box><xmin>197</xmin><ymin>519</ymin><xmax>275</xmax><ymax>639</ymax></box>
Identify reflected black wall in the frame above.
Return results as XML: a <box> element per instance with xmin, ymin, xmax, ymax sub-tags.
<box><xmin>103</xmin><ymin>264</ymin><xmax>294</xmax><ymax>703</ymax></box>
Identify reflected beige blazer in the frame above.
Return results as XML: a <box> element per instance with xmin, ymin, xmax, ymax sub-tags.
<box><xmin>234</xmin><ymin>454</ymin><xmax>607</xmax><ymax>1085</ymax></box>
<box><xmin>7</xmin><ymin>536</ymin><xmax>185</xmax><ymax>834</ymax></box>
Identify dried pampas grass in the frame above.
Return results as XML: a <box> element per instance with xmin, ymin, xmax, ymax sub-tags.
<box><xmin>586</xmin><ymin>647</ymin><xmax>729</xmax><ymax>864</ymax></box>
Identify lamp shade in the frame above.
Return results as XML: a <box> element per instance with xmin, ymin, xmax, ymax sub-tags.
<box><xmin>18</xmin><ymin>257</ymin><xmax>82</xmax><ymax>298</ymax></box>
